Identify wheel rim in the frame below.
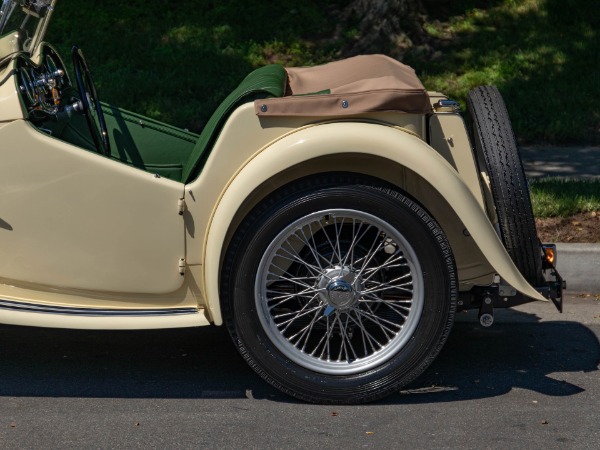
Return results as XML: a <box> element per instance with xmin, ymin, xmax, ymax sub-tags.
<box><xmin>255</xmin><ymin>208</ymin><xmax>424</xmax><ymax>375</ymax></box>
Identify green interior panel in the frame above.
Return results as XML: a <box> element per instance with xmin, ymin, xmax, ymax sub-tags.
<box><xmin>44</xmin><ymin>103</ymin><xmax>199</xmax><ymax>181</ymax></box>
<box><xmin>102</xmin><ymin>105</ymin><xmax>199</xmax><ymax>181</ymax></box>
<box><xmin>181</xmin><ymin>64</ymin><xmax>287</xmax><ymax>183</ymax></box>
<box><xmin>48</xmin><ymin>111</ymin><xmax>97</xmax><ymax>151</ymax></box>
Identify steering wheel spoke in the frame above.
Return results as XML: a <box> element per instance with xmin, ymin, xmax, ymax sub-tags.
<box><xmin>71</xmin><ymin>45</ymin><xmax>110</xmax><ymax>156</ymax></box>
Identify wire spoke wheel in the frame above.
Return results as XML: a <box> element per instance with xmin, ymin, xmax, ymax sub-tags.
<box><xmin>256</xmin><ymin>209</ymin><xmax>424</xmax><ymax>374</ymax></box>
<box><xmin>222</xmin><ymin>175</ymin><xmax>457</xmax><ymax>404</ymax></box>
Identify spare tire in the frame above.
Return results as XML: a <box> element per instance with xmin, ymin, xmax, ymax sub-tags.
<box><xmin>466</xmin><ymin>86</ymin><xmax>542</xmax><ymax>284</ymax></box>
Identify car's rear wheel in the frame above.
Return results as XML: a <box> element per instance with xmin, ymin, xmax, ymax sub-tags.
<box><xmin>221</xmin><ymin>174</ymin><xmax>457</xmax><ymax>404</ymax></box>
<box><xmin>467</xmin><ymin>86</ymin><xmax>543</xmax><ymax>284</ymax></box>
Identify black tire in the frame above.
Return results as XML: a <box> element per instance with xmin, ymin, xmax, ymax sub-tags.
<box><xmin>221</xmin><ymin>174</ymin><xmax>457</xmax><ymax>404</ymax></box>
<box><xmin>466</xmin><ymin>86</ymin><xmax>542</xmax><ymax>284</ymax></box>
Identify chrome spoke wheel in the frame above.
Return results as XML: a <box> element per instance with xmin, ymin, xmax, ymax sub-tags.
<box><xmin>256</xmin><ymin>209</ymin><xmax>424</xmax><ymax>375</ymax></box>
<box><xmin>223</xmin><ymin>176</ymin><xmax>456</xmax><ymax>404</ymax></box>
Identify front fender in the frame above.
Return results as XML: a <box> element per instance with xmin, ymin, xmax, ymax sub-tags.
<box><xmin>204</xmin><ymin>122</ymin><xmax>545</xmax><ymax>325</ymax></box>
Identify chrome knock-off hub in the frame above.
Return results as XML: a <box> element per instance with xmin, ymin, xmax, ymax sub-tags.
<box><xmin>318</xmin><ymin>266</ymin><xmax>362</xmax><ymax>312</ymax></box>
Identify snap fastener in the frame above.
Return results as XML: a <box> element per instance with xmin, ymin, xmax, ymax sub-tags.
<box><xmin>260</xmin><ymin>104</ymin><xmax>268</xmax><ymax>112</ymax></box>
<box><xmin>341</xmin><ymin>100</ymin><xmax>349</xmax><ymax>109</ymax></box>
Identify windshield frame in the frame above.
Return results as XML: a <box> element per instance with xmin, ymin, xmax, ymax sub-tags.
<box><xmin>0</xmin><ymin>1</ymin><xmax>18</xmax><ymax>34</ymax></box>
<box><xmin>0</xmin><ymin>0</ymin><xmax>56</xmax><ymax>54</ymax></box>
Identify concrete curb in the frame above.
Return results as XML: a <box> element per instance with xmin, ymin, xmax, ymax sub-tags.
<box><xmin>555</xmin><ymin>243</ymin><xmax>600</xmax><ymax>292</ymax></box>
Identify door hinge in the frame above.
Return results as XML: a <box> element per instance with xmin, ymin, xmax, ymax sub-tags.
<box><xmin>178</xmin><ymin>258</ymin><xmax>186</xmax><ymax>276</ymax></box>
<box><xmin>178</xmin><ymin>197</ymin><xmax>185</xmax><ymax>215</ymax></box>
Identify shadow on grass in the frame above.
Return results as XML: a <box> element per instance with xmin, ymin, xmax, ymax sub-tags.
<box><xmin>410</xmin><ymin>0</ymin><xmax>599</xmax><ymax>144</ymax></box>
<box><xmin>0</xmin><ymin>307</ymin><xmax>597</xmax><ymax>404</ymax></box>
<box><xmin>44</xmin><ymin>1</ymin><xmax>599</xmax><ymax>143</ymax></box>
<box><xmin>46</xmin><ymin>0</ymin><xmax>340</xmax><ymax>131</ymax></box>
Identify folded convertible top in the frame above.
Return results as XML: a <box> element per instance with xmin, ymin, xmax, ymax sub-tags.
<box><xmin>255</xmin><ymin>54</ymin><xmax>432</xmax><ymax>117</ymax></box>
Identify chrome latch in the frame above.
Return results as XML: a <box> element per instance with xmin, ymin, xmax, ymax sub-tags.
<box><xmin>178</xmin><ymin>198</ymin><xmax>185</xmax><ymax>215</ymax></box>
<box><xmin>433</xmin><ymin>99</ymin><xmax>461</xmax><ymax>113</ymax></box>
<box><xmin>178</xmin><ymin>258</ymin><xmax>186</xmax><ymax>276</ymax></box>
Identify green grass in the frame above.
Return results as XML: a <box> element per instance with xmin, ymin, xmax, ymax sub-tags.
<box><xmin>407</xmin><ymin>0</ymin><xmax>600</xmax><ymax>144</ymax></box>
<box><xmin>43</xmin><ymin>0</ymin><xmax>598</xmax><ymax>143</ymax></box>
<box><xmin>530</xmin><ymin>179</ymin><xmax>600</xmax><ymax>218</ymax></box>
<box><xmin>47</xmin><ymin>0</ymin><xmax>343</xmax><ymax>131</ymax></box>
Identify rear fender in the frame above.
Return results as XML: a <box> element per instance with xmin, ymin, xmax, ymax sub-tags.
<box><xmin>204</xmin><ymin>122</ymin><xmax>545</xmax><ymax>324</ymax></box>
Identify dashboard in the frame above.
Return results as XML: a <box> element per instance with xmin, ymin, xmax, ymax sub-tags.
<box><xmin>6</xmin><ymin>43</ymin><xmax>109</xmax><ymax>154</ymax></box>
<box><xmin>15</xmin><ymin>45</ymin><xmax>72</xmax><ymax>122</ymax></box>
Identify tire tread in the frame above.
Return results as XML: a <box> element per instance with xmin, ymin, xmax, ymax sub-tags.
<box><xmin>467</xmin><ymin>86</ymin><xmax>542</xmax><ymax>283</ymax></box>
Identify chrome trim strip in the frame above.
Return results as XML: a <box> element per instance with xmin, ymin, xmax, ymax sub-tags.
<box><xmin>0</xmin><ymin>299</ymin><xmax>198</xmax><ymax>317</ymax></box>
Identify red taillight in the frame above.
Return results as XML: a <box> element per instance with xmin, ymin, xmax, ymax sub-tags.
<box><xmin>542</xmin><ymin>244</ymin><xmax>556</xmax><ymax>266</ymax></box>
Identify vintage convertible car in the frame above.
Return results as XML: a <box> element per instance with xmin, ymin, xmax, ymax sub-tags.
<box><xmin>0</xmin><ymin>0</ymin><xmax>563</xmax><ymax>404</ymax></box>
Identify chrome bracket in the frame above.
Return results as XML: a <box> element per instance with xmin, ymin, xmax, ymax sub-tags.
<box><xmin>433</xmin><ymin>99</ymin><xmax>461</xmax><ymax>113</ymax></box>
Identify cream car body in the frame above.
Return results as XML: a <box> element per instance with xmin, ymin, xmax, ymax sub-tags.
<box><xmin>0</xmin><ymin>0</ymin><xmax>563</xmax><ymax>404</ymax></box>
<box><xmin>0</xmin><ymin>90</ymin><xmax>545</xmax><ymax>327</ymax></box>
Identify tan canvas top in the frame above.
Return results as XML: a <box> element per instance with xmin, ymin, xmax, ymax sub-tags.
<box><xmin>254</xmin><ymin>54</ymin><xmax>431</xmax><ymax>117</ymax></box>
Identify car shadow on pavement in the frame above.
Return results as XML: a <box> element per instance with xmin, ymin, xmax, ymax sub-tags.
<box><xmin>0</xmin><ymin>308</ymin><xmax>597</xmax><ymax>404</ymax></box>
<box><xmin>0</xmin><ymin>324</ymin><xmax>276</xmax><ymax>400</ymax></box>
<box><xmin>393</xmin><ymin>308</ymin><xmax>600</xmax><ymax>405</ymax></box>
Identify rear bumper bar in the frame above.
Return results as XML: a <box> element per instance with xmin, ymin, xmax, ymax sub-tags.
<box><xmin>459</xmin><ymin>244</ymin><xmax>566</xmax><ymax>313</ymax></box>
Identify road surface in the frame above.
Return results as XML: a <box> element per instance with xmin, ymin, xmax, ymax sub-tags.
<box><xmin>0</xmin><ymin>294</ymin><xmax>598</xmax><ymax>449</ymax></box>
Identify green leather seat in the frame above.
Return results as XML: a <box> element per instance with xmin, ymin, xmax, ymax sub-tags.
<box><xmin>181</xmin><ymin>64</ymin><xmax>287</xmax><ymax>183</ymax></box>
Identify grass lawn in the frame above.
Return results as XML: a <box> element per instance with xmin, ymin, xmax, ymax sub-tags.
<box><xmin>408</xmin><ymin>0</ymin><xmax>600</xmax><ymax>144</ymax></box>
<box><xmin>45</xmin><ymin>0</ymin><xmax>599</xmax><ymax>144</ymax></box>
<box><xmin>47</xmin><ymin>0</ymin><xmax>343</xmax><ymax>132</ymax></box>
<box><xmin>530</xmin><ymin>179</ymin><xmax>600</xmax><ymax>218</ymax></box>
<box><xmin>532</xmin><ymin>178</ymin><xmax>600</xmax><ymax>243</ymax></box>
<box><xmin>39</xmin><ymin>1</ymin><xmax>600</xmax><ymax>225</ymax></box>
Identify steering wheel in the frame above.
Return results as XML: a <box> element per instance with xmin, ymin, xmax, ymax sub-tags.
<box><xmin>71</xmin><ymin>45</ymin><xmax>111</xmax><ymax>156</ymax></box>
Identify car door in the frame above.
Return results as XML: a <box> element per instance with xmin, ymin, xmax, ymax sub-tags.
<box><xmin>0</xmin><ymin>120</ymin><xmax>185</xmax><ymax>295</ymax></box>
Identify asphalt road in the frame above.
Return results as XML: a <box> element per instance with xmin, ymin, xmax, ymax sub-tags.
<box><xmin>0</xmin><ymin>294</ymin><xmax>598</xmax><ymax>449</ymax></box>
